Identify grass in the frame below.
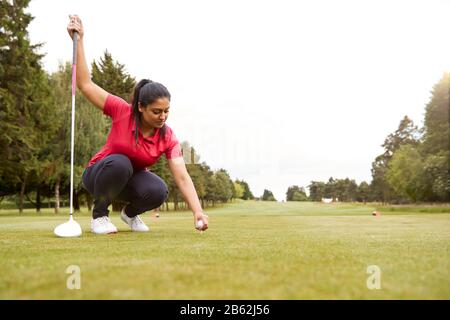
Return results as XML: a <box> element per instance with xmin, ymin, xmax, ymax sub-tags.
<box><xmin>375</xmin><ymin>204</ymin><xmax>450</xmax><ymax>214</ymax></box>
<box><xmin>0</xmin><ymin>201</ymin><xmax>449</xmax><ymax>299</ymax></box>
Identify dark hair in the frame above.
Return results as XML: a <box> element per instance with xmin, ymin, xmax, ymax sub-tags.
<box><xmin>131</xmin><ymin>79</ymin><xmax>171</xmax><ymax>146</ymax></box>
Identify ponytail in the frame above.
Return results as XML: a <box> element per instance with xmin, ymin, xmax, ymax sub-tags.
<box><xmin>131</xmin><ymin>79</ymin><xmax>171</xmax><ymax>146</ymax></box>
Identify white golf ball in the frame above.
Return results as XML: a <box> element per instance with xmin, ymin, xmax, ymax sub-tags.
<box><xmin>196</xmin><ymin>220</ymin><xmax>204</xmax><ymax>229</ymax></box>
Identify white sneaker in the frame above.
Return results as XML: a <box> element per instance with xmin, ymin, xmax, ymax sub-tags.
<box><xmin>120</xmin><ymin>207</ymin><xmax>150</xmax><ymax>232</ymax></box>
<box><xmin>91</xmin><ymin>216</ymin><xmax>118</xmax><ymax>234</ymax></box>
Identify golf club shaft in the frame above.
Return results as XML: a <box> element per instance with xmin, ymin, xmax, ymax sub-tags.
<box><xmin>70</xmin><ymin>31</ymin><xmax>78</xmax><ymax>217</ymax></box>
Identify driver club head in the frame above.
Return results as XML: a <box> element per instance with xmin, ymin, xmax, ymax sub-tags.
<box><xmin>54</xmin><ymin>216</ymin><xmax>82</xmax><ymax>238</ymax></box>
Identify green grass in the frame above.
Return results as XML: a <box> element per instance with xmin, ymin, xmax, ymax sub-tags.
<box><xmin>375</xmin><ymin>204</ymin><xmax>450</xmax><ymax>214</ymax></box>
<box><xmin>0</xmin><ymin>201</ymin><xmax>449</xmax><ymax>299</ymax></box>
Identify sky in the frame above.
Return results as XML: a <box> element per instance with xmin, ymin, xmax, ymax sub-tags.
<box><xmin>27</xmin><ymin>0</ymin><xmax>450</xmax><ymax>201</ymax></box>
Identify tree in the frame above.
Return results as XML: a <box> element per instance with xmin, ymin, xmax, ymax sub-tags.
<box><xmin>235</xmin><ymin>180</ymin><xmax>254</xmax><ymax>200</ymax></box>
<box><xmin>91</xmin><ymin>50</ymin><xmax>136</xmax><ymax>101</ymax></box>
<box><xmin>308</xmin><ymin>181</ymin><xmax>326</xmax><ymax>202</ymax></box>
<box><xmin>356</xmin><ymin>181</ymin><xmax>370</xmax><ymax>204</ymax></box>
<box><xmin>420</xmin><ymin>73</ymin><xmax>450</xmax><ymax>201</ymax></box>
<box><xmin>386</xmin><ymin>145</ymin><xmax>424</xmax><ymax>202</ymax></box>
<box><xmin>261</xmin><ymin>189</ymin><xmax>276</xmax><ymax>201</ymax></box>
<box><xmin>342</xmin><ymin>178</ymin><xmax>358</xmax><ymax>202</ymax></box>
<box><xmin>422</xmin><ymin>153</ymin><xmax>450</xmax><ymax>201</ymax></box>
<box><xmin>0</xmin><ymin>0</ymin><xmax>56</xmax><ymax>212</ymax></box>
<box><xmin>286</xmin><ymin>185</ymin><xmax>298</xmax><ymax>201</ymax></box>
<box><xmin>291</xmin><ymin>190</ymin><xmax>308</xmax><ymax>201</ymax></box>
<box><xmin>370</xmin><ymin>116</ymin><xmax>420</xmax><ymax>203</ymax></box>
<box><xmin>286</xmin><ymin>185</ymin><xmax>308</xmax><ymax>201</ymax></box>
<box><xmin>233</xmin><ymin>182</ymin><xmax>244</xmax><ymax>199</ymax></box>
<box><xmin>421</xmin><ymin>73</ymin><xmax>450</xmax><ymax>156</ymax></box>
<box><xmin>215</xmin><ymin>170</ymin><xmax>234</xmax><ymax>203</ymax></box>
<box><xmin>197</xmin><ymin>162</ymin><xmax>214</xmax><ymax>208</ymax></box>
<box><xmin>205</xmin><ymin>174</ymin><xmax>219</xmax><ymax>206</ymax></box>
<box><xmin>370</xmin><ymin>157</ymin><xmax>393</xmax><ymax>204</ymax></box>
<box><xmin>381</xmin><ymin>116</ymin><xmax>420</xmax><ymax>158</ymax></box>
<box><xmin>324</xmin><ymin>177</ymin><xmax>336</xmax><ymax>200</ymax></box>
<box><xmin>381</xmin><ymin>73</ymin><xmax>450</xmax><ymax>203</ymax></box>
<box><xmin>203</xmin><ymin>169</ymin><xmax>234</xmax><ymax>206</ymax></box>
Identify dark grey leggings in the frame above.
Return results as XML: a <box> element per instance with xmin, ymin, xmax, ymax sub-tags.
<box><xmin>82</xmin><ymin>154</ymin><xmax>168</xmax><ymax>219</ymax></box>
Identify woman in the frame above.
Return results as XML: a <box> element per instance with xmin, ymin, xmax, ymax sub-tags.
<box><xmin>67</xmin><ymin>15</ymin><xmax>208</xmax><ymax>234</ymax></box>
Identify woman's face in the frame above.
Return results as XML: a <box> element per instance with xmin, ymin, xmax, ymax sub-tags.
<box><xmin>139</xmin><ymin>97</ymin><xmax>170</xmax><ymax>129</ymax></box>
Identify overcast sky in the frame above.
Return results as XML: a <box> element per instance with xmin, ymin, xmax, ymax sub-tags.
<box><xmin>27</xmin><ymin>0</ymin><xmax>450</xmax><ymax>201</ymax></box>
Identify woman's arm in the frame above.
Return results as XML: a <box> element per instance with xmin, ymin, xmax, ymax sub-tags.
<box><xmin>67</xmin><ymin>15</ymin><xmax>108</xmax><ymax>111</ymax></box>
<box><xmin>167</xmin><ymin>157</ymin><xmax>209</xmax><ymax>231</ymax></box>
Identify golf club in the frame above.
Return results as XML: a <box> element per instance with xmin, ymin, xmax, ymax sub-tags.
<box><xmin>54</xmin><ymin>30</ymin><xmax>82</xmax><ymax>238</ymax></box>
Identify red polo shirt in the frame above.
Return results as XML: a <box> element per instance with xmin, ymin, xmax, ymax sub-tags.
<box><xmin>87</xmin><ymin>94</ymin><xmax>182</xmax><ymax>171</ymax></box>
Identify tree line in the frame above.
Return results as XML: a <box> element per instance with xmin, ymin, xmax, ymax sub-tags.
<box><xmin>0</xmin><ymin>1</ymin><xmax>255</xmax><ymax>213</ymax></box>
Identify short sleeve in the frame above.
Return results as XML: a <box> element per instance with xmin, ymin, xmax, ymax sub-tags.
<box><xmin>103</xmin><ymin>94</ymin><xmax>131</xmax><ymax>119</ymax></box>
<box><xmin>165</xmin><ymin>130</ymin><xmax>183</xmax><ymax>160</ymax></box>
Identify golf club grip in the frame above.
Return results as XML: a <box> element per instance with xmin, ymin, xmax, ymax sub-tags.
<box><xmin>72</xmin><ymin>31</ymin><xmax>78</xmax><ymax>65</ymax></box>
<box><xmin>71</xmin><ymin>31</ymin><xmax>78</xmax><ymax>97</ymax></box>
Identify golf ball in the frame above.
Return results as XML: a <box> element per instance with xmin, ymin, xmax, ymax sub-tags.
<box><xmin>196</xmin><ymin>220</ymin><xmax>204</xmax><ymax>229</ymax></box>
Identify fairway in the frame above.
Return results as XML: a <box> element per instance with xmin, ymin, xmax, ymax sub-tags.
<box><xmin>0</xmin><ymin>201</ymin><xmax>449</xmax><ymax>299</ymax></box>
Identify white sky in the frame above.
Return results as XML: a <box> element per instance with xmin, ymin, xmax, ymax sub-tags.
<box><xmin>27</xmin><ymin>0</ymin><xmax>450</xmax><ymax>201</ymax></box>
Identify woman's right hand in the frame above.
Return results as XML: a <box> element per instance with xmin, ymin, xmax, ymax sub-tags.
<box><xmin>67</xmin><ymin>15</ymin><xmax>84</xmax><ymax>40</ymax></box>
